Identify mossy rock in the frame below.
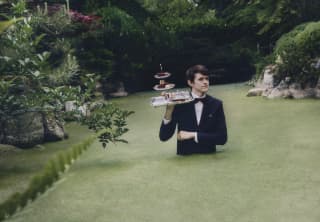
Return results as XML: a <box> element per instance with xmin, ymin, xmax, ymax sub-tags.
<box><xmin>3</xmin><ymin>112</ymin><xmax>44</xmax><ymax>148</ymax></box>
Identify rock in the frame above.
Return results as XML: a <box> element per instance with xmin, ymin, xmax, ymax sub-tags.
<box><xmin>255</xmin><ymin>65</ymin><xmax>276</xmax><ymax>89</ymax></box>
<box><xmin>249</xmin><ymin>65</ymin><xmax>276</xmax><ymax>97</ymax></box>
<box><xmin>247</xmin><ymin>88</ymin><xmax>264</xmax><ymax>97</ymax></box>
<box><xmin>109</xmin><ymin>91</ymin><xmax>128</xmax><ymax>97</ymax></box>
<box><xmin>94</xmin><ymin>81</ymin><xmax>104</xmax><ymax>99</ymax></box>
<box><xmin>316</xmin><ymin>78</ymin><xmax>320</xmax><ymax>89</ymax></box>
<box><xmin>315</xmin><ymin>88</ymin><xmax>320</xmax><ymax>98</ymax></box>
<box><xmin>3</xmin><ymin>112</ymin><xmax>44</xmax><ymax>148</ymax></box>
<box><xmin>65</xmin><ymin>101</ymin><xmax>90</xmax><ymax>116</ymax></box>
<box><xmin>288</xmin><ymin>83</ymin><xmax>303</xmax><ymax>99</ymax></box>
<box><xmin>262</xmin><ymin>88</ymin><xmax>273</xmax><ymax>97</ymax></box>
<box><xmin>250</xmin><ymin>63</ymin><xmax>320</xmax><ymax>99</ymax></box>
<box><xmin>289</xmin><ymin>83</ymin><xmax>302</xmax><ymax>90</ymax></box>
<box><xmin>262</xmin><ymin>66</ymin><xmax>275</xmax><ymax>88</ymax></box>
<box><xmin>277</xmin><ymin>80</ymin><xmax>289</xmax><ymax>90</ymax></box>
<box><xmin>65</xmin><ymin>100</ymin><xmax>77</xmax><ymax>112</ymax></box>
<box><xmin>109</xmin><ymin>82</ymin><xmax>128</xmax><ymax>97</ymax></box>
<box><xmin>311</xmin><ymin>58</ymin><xmax>320</xmax><ymax>69</ymax></box>
<box><xmin>284</xmin><ymin>76</ymin><xmax>291</xmax><ymax>83</ymax></box>
<box><xmin>266</xmin><ymin>80</ymin><xmax>292</xmax><ymax>99</ymax></box>
<box><xmin>78</xmin><ymin>104</ymin><xmax>90</xmax><ymax>116</ymax></box>
<box><xmin>305</xmin><ymin>88</ymin><xmax>315</xmax><ymax>98</ymax></box>
<box><xmin>43</xmin><ymin>115</ymin><xmax>67</xmax><ymax>142</ymax></box>
<box><xmin>1</xmin><ymin>112</ymin><xmax>69</xmax><ymax>148</ymax></box>
<box><xmin>95</xmin><ymin>81</ymin><xmax>103</xmax><ymax>92</ymax></box>
<box><xmin>93</xmin><ymin>91</ymin><xmax>104</xmax><ymax>98</ymax></box>
<box><xmin>89</xmin><ymin>100</ymin><xmax>105</xmax><ymax>111</ymax></box>
<box><xmin>289</xmin><ymin>89</ymin><xmax>306</xmax><ymax>99</ymax></box>
<box><xmin>267</xmin><ymin>88</ymin><xmax>291</xmax><ymax>99</ymax></box>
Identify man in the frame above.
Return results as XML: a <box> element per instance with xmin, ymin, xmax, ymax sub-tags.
<box><xmin>159</xmin><ymin>64</ymin><xmax>227</xmax><ymax>155</ymax></box>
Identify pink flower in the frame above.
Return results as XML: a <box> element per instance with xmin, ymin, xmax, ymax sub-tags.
<box><xmin>69</xmin><ymin>10</ymin><xmax>101</xmax><ymax>24</ymax></box>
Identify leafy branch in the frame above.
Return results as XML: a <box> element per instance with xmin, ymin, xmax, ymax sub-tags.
<box><xmin>80</xmin><ymin>103</ymin><xmax>134</xmax><ymax>148</ymax></box>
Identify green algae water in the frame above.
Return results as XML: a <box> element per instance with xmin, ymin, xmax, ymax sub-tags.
<box><xmin>5</xmin><ymin>83</ymin><xmax>320</xmax><ymax>222</ymax></box>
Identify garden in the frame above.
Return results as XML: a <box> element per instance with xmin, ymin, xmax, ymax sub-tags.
<box><xmin>1</xmin><ymin>0</ymin><xmax>320</xmax><ymax>221</ymax></box>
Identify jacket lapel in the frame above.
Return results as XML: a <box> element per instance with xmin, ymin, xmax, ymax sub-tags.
<box><xmin>199</xmin><ymin>98</ymin><xmax>219</xmax><ymax>127</ymax></box>
<box><xmin>199</xmin><ymin>103</ymin><xmax>209</xmax><ymax>127</ymax></box>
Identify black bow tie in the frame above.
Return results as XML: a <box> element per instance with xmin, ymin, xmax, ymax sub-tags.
<box><xmin>193</xmin><ymin>96</ymin><xmax>207</xmax><ymax>103</ymax></box>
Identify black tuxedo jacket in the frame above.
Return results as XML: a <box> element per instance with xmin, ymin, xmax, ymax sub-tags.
<box><xmin>159</xmin><ymin>95</ymin><xmax>227</xmax><ymax>155</ymax></box>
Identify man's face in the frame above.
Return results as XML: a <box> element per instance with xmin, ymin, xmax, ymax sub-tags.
<box><xmin>188</xmin><ymin>73</ymin><xmax>209</xmax><ymax>95</ymax></box>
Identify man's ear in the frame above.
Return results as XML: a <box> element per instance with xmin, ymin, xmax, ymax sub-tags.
<box><xmin>187</xmin><ymin>80</ymin><xmax>193</xmax><ymax>87</ymax></box>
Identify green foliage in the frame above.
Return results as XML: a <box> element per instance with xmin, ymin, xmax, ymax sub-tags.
<box><xmin>0</xmin><ymin>19</ymin><xmax>49</xmax><ymax>121</ymax></box>
<box><xmin>75</xmin><ymin>33</ymin><xmax>115</xmax><ymax>79</ymax></box>
<box><xmin>0</xmin><ymin>192</ymin><xmax>21</xmax><ymax>216</ymax></box>
<box><xmin>273</xmin><ymin>21</ymin><xmax>320</xmax><ymax>86</ymax></box>
<box><xmin>153</xmin><ymin>0</ymin><xmax>222</xmax><ymax>34</ymax></box>
<box><xmin>11</xmin><ymin>0</ymin><xmax>27</xmax><ymax>16</ymax></box>
<box><xmin>0</xmin><ymin>18</ymin><xmax>23</xmax><ymax>34</ymax></box>
<box><xmin>57</xmin><ymin>153</ymin><xmax>67</xmax><ymax>172</ymax></box>
<box><xmin>0</xmin><ymin>208</ymin><xmax>4</xmax><ymax>221</ymax></box>
<box><xmin>98</xmin><ymin>6</ymin><xmax>142</xmax><ymax>36</ymax></box>
<box><xmin>0</xmin><ymin>3</ymin><xmax>132</xmax><ymax>150</ymax></box>
<box><xmin>31</xmin><ymin>3</ymin><xmax>72</xmax><ymax>36</ymax></box>
<box><xmin>74</xmin><ymin>4</ymin><xmax>147</xmax><ymax>91</ymax></box>
<box><xmin>213</xmin><ymin>0</ymin><xmax>320</xmax><ymax>81</ymax></box>
<box><xmin>73</xmin><ymin>0</ymin><xmax>258</xmax><ymax>88</ymax></box>
<box><xmin>0</xmin><ymin>16</ymin><xmax>85</xmax><ymax>125</ymax></box>
<box><xmin>223</xmin><ymin>0</ymin><xmax>320</xmax><ymax>45</ymax></box>
<box><xmin>253</xmin><ymin>53</ymin><xmax>275</xmax><ymax>80</ymax></box>
<box><xmin>81</xmin><ymin>104</ymin><xmax>134</xmax><ymax>148</ymax></box>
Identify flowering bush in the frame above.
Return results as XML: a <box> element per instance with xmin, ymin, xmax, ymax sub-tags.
<box><xmin>69</xmin><ymin>10</ymin><xmax>101</xmax><ymax>24</ymax></box>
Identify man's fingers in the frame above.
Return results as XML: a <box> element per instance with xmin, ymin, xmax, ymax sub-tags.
<box><xmin>177</xmin><ymin>131</ymin><xmax>195</xmax><ymax>141</ymax></box>
<box><xmin>177</xmin><ymin>132</ymin><xmax>182</xmax><ymax>141</ymax></box>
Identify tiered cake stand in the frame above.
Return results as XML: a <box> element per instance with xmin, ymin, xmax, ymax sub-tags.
<box><xmin>153</xmin><ymin>71</ymin><xmax>175</xmax><ymax>91</ymax></box>
<box><xmin>150</xmin><ymin>65</ymin><xmax>194</xmax><ymax>107</ymax></box>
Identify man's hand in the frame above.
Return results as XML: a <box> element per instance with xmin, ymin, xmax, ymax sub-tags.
<box><xmin>177</xmin><ymin>131</ymin><xmax>196</xmax><ymax>141</ymax></box>
<box><xmin>161</xmin><ymin>92</ymin><xmax>175</xmax><ymax>120</ymax></box>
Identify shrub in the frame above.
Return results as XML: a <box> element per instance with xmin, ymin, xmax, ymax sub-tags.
<box><xmin>57</xmin><ymin>153</ymin><xmax>67</xmax><ymax>172</ymax></box>
<box><xmin>1</xmin><ymin>193</ymin><xmax>21</xmax><ymax>216</ymax></box>
<box><xmin>274</xmin><ymin>21</ymin><xmax>320</xmax><ymax>86</ymax></box>
<box><xmin>27</xmin><ymin>175</ymin><xmax>42</xmax><ymax>200</ymax></box>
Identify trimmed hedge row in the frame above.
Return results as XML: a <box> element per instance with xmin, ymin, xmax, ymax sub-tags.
<box><xmin>0</xmin><ymin>134</ymin><xmax>98</xmax><ymax>221</ymax></box>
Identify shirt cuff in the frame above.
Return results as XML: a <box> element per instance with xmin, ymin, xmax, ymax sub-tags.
<box><xmin>163</xmin><ymin>118</ymin><xmax>171</xmax><ymax>125</ymax></box>
<box><xmin>194</xmin><ymin>132</ymin><xmax>199</xmax><ymax>143</ymax></box>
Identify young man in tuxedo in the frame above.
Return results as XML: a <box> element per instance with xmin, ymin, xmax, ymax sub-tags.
<box><xmin>159</xmin><ymin>64</ymin><xmax>227</xmax><ymax>155</ymax></box>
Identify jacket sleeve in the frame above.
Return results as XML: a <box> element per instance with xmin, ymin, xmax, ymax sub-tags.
<box><xmin>197</xmin><ymin>102</ymin><xmax>227</xmax><ymax>145</ymax></box>
<box><xmin>159</xmin><ymin>107</ymin><xmax>177</xmax><ymax>141</ymax></box>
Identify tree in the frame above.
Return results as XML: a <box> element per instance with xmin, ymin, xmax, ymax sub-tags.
<box><xmin>0</xmin><ymin>1</ymin><xmax>133</xmax><ymax>148</ymax></box>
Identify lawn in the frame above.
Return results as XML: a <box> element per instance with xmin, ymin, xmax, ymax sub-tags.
<box><xmin>4</xmin><ymin>83</ymin><xmax>320</xmax><ymax>222</ymax></box>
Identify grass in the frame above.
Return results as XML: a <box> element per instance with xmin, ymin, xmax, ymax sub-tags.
<box><xmin>3</xmin><ymin>83</ymin><xmax>320</xmax><ymax>222</ymax></box>
<box><xmin>0</xmin><ymin>122</ymin><xmax>94</xmax><ymax>203</ymax></box>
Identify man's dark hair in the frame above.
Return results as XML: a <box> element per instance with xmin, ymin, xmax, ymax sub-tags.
<box><xmin>186</xmin><ymin>64</ymin><xmax>209</xmax><ymax>82</ymax></box>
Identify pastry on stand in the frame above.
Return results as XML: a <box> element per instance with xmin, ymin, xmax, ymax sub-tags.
<box><xmin>153</xmin><ymin>70</ymin><xmax>175</xmax><ymax>91</ymax></box>
<box><xmin>151</xmin><ymin>65</ymin><xmax>194</xmax><ymax>107</ymax></box>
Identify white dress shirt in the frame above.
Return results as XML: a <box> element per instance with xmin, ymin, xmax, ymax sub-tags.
<box><xmin>163</xmin><ymin>92</ymin><xmax>206</xmax><ymax>143</ymax></box>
